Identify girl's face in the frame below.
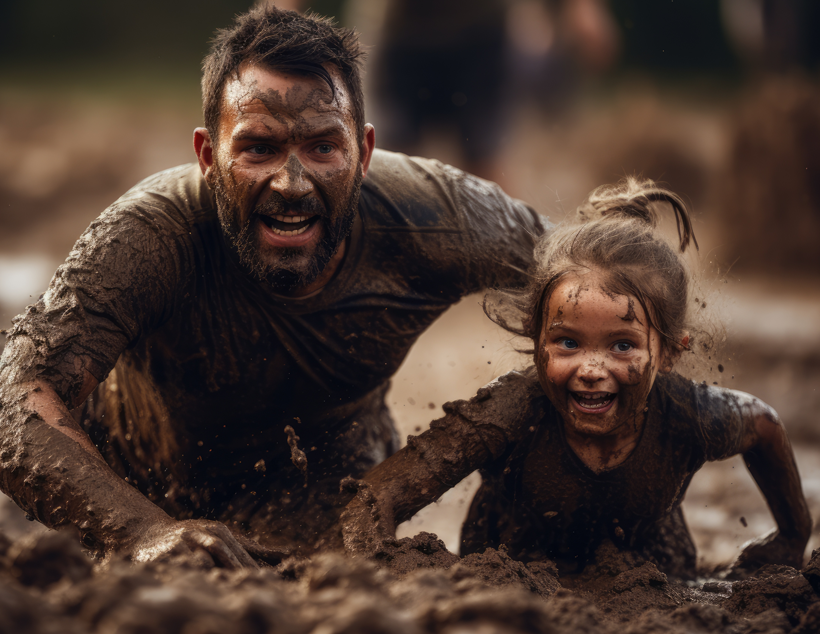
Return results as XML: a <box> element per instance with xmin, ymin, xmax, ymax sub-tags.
<box><xmin>536</xmin><ymin>272</ymin><xmax>665</xmax><ymax>439</ymax></box>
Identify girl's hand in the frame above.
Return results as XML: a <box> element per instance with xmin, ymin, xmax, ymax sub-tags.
<box><xmin>732</xmin><ymin>529</ymin><xmax>807</xmax><ymax>573</ymax></box>
<box><xmin>340</xmin><ymin>480</ymin><xmax>396</xmax><ymax>556</ymax></box>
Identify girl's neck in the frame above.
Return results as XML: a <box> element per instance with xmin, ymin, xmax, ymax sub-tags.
<box><xmin>562</xmin><ymin>416</ymin><xmax>645</xmax><ymax>473</ymax></box>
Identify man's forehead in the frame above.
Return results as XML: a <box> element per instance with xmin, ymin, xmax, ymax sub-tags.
<box><xmin>222</xmin><ymin>64</ymin><xmax>352</xmax><ymax>121</ymax></box>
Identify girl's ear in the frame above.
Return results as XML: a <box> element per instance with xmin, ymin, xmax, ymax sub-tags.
<box><xmin>660</xmin><ymin>333</ymin><xmax>690</xmax><ymax>374</ymax></box>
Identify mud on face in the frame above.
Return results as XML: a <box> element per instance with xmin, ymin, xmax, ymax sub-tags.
<box><xmin>207</xmin><ymin>65</ymin><xmax>365</xmax><ymax>291</ymax></box>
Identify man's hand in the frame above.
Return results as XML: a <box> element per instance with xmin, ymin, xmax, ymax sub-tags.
<box><xmin>124</xmin><ymin>518</ymin><xmax>259</xmax><ymax>570</ymax></box>
<box><xmin>732</xmin><ymin>529</ymin><xmax>806</xmax><ymax>574</ymax></box>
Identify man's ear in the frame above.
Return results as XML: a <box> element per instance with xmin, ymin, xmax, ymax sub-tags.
<box><xmin>194</xmin><ymin>128</ymin><xmax>215</xmax><ymax>179</ymax></box>
<box><xmin>359</xmin><ymin>124</ymin><xmax>376</xmax><ymax>179</ymax></box>
<box><xmin>660</xmin><ymin>333</ymin><xmax>690</xmax><ymax>374</ymax></box>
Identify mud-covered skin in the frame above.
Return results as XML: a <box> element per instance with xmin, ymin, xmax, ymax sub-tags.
<box><xmin>343</xmin><ymin>367</ymin><xmax>810</xmax><ymax>576</ymax></box>
<box><xmin>0</xmin><ymin>149</ymin><xmax>547</xmax><ymax>559</ymax></box>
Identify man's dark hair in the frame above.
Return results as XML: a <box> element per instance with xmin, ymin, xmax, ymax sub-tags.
<box><xmin>202</xmin><ymin>5</ymin><xmax>366</xmax><ymax>145</ymax></box>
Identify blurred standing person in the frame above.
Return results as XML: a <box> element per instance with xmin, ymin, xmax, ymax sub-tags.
<box><xmin>375</xmin><ymin>0</ymin><xmax>510</xmax><ymax>183</ymax></box>
<box><xmin>374</xmin><ymin>0</ymin><xmax>619</xmax><ymax>186</ymax></box>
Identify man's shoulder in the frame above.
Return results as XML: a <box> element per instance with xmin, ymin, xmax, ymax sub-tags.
<box><xmin>113</xmin><ymin>164</ymin><xmax>216</xmax><ymax>228</ymax></box>
<box><xmin>360</xmin><ymin>149</ymin><xmax>469</xmax><ymax>231</ymax></box>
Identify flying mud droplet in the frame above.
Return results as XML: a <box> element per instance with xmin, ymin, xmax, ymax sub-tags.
<box><xmin>739</xmin><ymin>516</ymin><xmax>748</xmax><ymax>527</ymax></box>
<box><xmin>718</xmin><ymin>364</ymin><xmax>724</xmax><ymax>373</ymax></box>
<box><xmin>285</xmin><ymin>421</ymin><xmax>308</xmax><ymax>488</ymax></box>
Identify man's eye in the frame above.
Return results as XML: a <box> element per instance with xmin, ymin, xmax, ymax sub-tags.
<box><xmin>316</xmin><ymin>144</ymin><xmax>334</xmax><ymax>155</ymax></box>
<box><xmin>613</xmin><ymin>342</ymin><xmax>633</xmax><ymax>352</ymax></box>
<box><xmin>247</xmin><ymin>145</ymin><xmax>271</xmax><ymax>155</ymax></box>
<box><xmin>558</xmin><ymin>338</ymin><xmax>579</xmax><ymax>350</ymax></box>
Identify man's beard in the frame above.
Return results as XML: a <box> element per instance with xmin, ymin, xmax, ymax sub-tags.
<box><xmin>211</xmin><ymin>165</ymin><xmax>362</xmax><ymax>292</ymax></box>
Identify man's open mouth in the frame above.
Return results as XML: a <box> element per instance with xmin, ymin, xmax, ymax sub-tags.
<box><xmin>570</xmin><ymin>392</ymin><xmax>616</xmax><ymax>413</ymax></box>
<box><xmin>259</xmin><ymin>214</ymin><xmax>320</xmax><ymax>237</ymax></box>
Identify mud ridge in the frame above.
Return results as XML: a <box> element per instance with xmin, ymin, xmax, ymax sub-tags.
<box><xmin>0</xmin><ymin>530</ymin><xmax>819</xmax><ymax>633</ymax></box>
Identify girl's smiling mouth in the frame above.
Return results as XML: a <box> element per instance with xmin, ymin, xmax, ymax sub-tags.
<box><xmin>570</xmin><ymin>391</ymin><xmax>617</xmax><ymax>414</ymax></box>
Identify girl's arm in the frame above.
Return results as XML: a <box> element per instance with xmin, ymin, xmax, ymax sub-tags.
<box><xmin>734</xmin><ymin>395</ymin><xmax>812</xmax><ymax>570</ymax></box>
<box><xmin>341</xmin><ymin>415</ymin><xmax>499</xmax><ymax>555</ymax></box>
<box><xmin>341</xmin><ymin>370</ymin><xmax>540</xmax><ymax>555</ymax></box>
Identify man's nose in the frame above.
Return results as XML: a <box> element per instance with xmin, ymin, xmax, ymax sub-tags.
<box><xmin>269</xmin><ymin>153</ymin><xmax>313</xmax><ymax>201</ymax></box>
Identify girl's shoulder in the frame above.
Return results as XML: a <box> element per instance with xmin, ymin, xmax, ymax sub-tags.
<box><xmin>653</xmin><ymin>373</ymin><xmax>747</xmax><ymax>460</ymax></box>
<box><xmin>440</xmin><ymin>366</ymin><xmax>548</xmax><ymax>436</ymax></box>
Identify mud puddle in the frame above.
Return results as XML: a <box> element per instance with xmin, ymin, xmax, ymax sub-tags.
<box><xmin>1</xmin><ymin>529</ymin><xmax>819</xmax><ymax>633</ymax></box>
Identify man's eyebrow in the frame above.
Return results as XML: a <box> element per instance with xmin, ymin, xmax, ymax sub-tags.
<box><xmin>232</xmin><ymin>128</ymin><xmax>279</xmax><ymax>143</ymax></box>
<box><xmin>301</xmin><ymin>121</ymin><xmax>347</xmax><ymax>139</ymax></box>
<box><xmin>231</xmin><ymin>121</ymin><xmax>347</xmax><ymax>144</ymax></box>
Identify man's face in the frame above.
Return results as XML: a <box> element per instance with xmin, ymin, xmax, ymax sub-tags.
<box><xmin>206</xmin><ymin>65</ymin><xmax>365</xmax><ymax>291</ymax></box>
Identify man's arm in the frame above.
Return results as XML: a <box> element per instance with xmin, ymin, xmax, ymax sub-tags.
<box><xmin>0</xmin><ymin>187</ymin><xmax>258</xmax><ymax>568</ymax></box>
<box><xmin>0</xmin><ymin>340</ymin><xmax>258</xmax><ymax>570</ymax></box>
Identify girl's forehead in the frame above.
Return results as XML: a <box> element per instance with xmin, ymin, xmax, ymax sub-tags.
<box><xmin>546</xmin><ymin>274</ymin><xmax>647</xmax><ymax>325</ymax></box>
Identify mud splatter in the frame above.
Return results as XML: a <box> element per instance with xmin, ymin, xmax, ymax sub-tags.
<box><xmin>285</xmin><ymin>422</ymin><xmax>308</xmax><ymax>487</ymax></box>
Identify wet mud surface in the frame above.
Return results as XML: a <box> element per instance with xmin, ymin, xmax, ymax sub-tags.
<box><xmin>1</xmin><ymin>529</ymin><xmax>819</xmax><ymax>633</ymax></box>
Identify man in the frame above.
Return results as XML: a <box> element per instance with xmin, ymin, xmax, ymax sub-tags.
<box><xmin>0</xmin><ymin>6</ymin><xmax>548</xmax><ymax>569</ymax></box>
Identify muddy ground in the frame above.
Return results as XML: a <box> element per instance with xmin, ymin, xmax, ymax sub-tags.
<box><xmin>1</xmin><ymin>76</ymin><xmax>820</xmax><ymax>632</ymax></box>
<box><xmin>2</xmin><ymin>529</ymin><xmax>820</xmax><ymax>633</ymax></box>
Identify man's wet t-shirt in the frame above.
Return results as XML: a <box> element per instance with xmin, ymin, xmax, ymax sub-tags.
<box><xmin>6</xmin><ymin>149</ymin><xmax>546</xmax><ymax>546</ymax></box>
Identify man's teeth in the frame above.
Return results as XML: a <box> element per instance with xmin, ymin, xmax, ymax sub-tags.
<box><xmin>270</xmin><ymin>224</ymin><xmax>311</xmax><ymax>237</ymax></box>
<box><xmin>274</xmin><ymin>215</ymin><xmax>309</xmax><ymax>224</ymax></box>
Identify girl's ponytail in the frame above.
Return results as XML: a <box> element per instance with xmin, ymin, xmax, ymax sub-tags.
<box><xmin>575</xmin><ymin>177</ymin><xmax>698</xmax><ymax>253</ymax></box>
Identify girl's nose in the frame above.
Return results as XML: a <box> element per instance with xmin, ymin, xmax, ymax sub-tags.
<box><xmin>576</xmin><ymin>354</ymin><xmax>609</xmax><ymax>384</ymax></box>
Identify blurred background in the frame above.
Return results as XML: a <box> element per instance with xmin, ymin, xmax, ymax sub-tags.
<box><xmin>1</xmin><ymin>0</ymin><xmax>819</xmax><ymax>570</ymax></box>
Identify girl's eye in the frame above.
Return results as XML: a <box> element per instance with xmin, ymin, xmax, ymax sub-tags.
<box><xmin>558</xmin><ymin>338</ymin><xmax>579</xmax><ymax>350</ymax></box>
<box><xmin>613</xmin><ymin>342</ymin><xmax>633</xmax><ymax>353</ymax></box>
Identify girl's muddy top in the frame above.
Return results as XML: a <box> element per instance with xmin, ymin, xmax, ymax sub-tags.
<box><xmin>1</xmin><ymin>149</ymin><xmax>548</xmax><ymax>533</ymax></box>
<box><xmin>348</xmin><ymin>367</ymin><xmax>746</xmax><ymax>565</ymax></box>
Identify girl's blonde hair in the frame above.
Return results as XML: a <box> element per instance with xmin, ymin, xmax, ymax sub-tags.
<box><xmin>486</xmin><ymin>177</ymin><xmax>698</xmax><ymax>356</ymax></box>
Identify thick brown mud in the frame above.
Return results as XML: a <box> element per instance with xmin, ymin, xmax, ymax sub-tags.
<box><xmin>1</xmin><ymin>529</ymin><xmax>818</xmax><ymax>633</ymax></box>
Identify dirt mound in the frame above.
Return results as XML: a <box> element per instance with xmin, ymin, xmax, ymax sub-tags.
<box><xmin>0</xmin><ymin>530</ymin><xmax>818</xmax><ymax>633</ymax></box>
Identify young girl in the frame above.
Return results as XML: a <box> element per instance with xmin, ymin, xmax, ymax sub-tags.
<box><xmin>341</xmin><ymin>179</ymin><xmax>811</xmax><ymax>577</ymax></box>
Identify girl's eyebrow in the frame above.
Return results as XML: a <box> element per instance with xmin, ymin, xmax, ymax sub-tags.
<box><xmin>607</xmin><ymin>327</ymin><xmax>645</xmax><ymax>338</ymax></box>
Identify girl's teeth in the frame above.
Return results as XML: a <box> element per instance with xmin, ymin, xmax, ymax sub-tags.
<box><xmin>573</xmin><ymin>393</ymin><xmax>614</xmax><ymax>410</ymax></box>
